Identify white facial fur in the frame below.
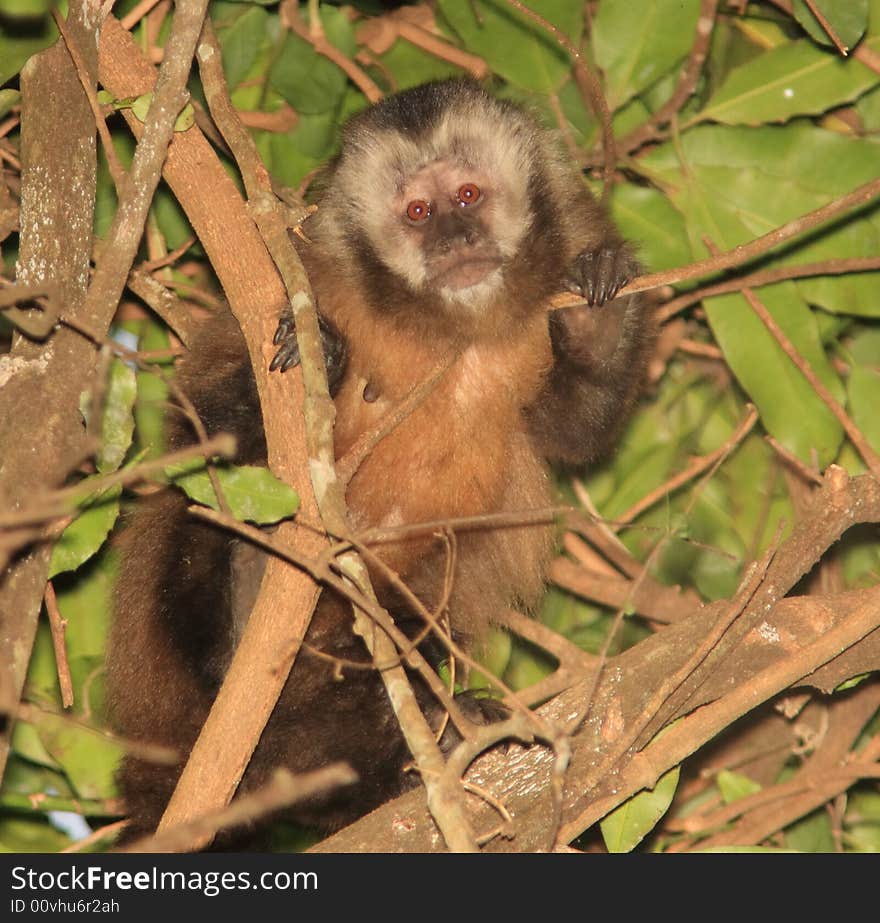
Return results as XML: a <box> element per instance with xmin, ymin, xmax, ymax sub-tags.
<box><xmin>321</xmin><ymin>89</ymin><xmax>538</xmax><ymax>301</ymax></box>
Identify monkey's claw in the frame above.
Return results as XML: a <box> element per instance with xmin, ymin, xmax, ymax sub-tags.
<box><xmin>270</xmin><ymin>308</ymin><xmax>349</xmax><ymax>394</ymax></box>
<box><xmin>564</xmin><ymin>242</ymin><xmax>634</xmax><ymax>307</ymax></box>
<box><xmin>270</xmin><ymin>313</ymin><xmax>301</xmax><ymax>373</ymax></box>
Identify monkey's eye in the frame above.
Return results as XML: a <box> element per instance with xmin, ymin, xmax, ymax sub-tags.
<box><xmin>456</xmin><ymin>183</ymin><xmax>481</xmax><ymax>206</ymax></box>
<box><xmin>406</xmin><ymin>199</ymin><xmax>432</xmax><ymax>222</ymax></box>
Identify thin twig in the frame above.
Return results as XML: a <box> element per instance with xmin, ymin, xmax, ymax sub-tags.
<box><xmin>615</xmin><ymin>405</ymin><xmax>759</xmax><ymax>525</ymax></box>
<box><xmin>43</xmin><ymin>581</ymin><xmax>74</xmax><ymax>709</ymax></box>
<box><xmin>741</xmin><ymin>286</ymin><xmax>880</xmax><ymax>477</ymax></box>
<box><xmin>550</xmin><ymin>176</ymin><xmax>880</xmax><ymax>307</ymax></box>
<box><xmin>658</xmin><ymin>256</ymin><xmax>880</xmax><ymax>323</ymax></box>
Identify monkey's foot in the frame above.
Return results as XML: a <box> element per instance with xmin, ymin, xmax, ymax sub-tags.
<box><xmin>435</xmin><ymin>690</ymin><xmax>511</xmax><ymax>753</ymax></box>
<box><xmin>564</xmin><ymin>241</ymin><xmax>635</xmax><ymax>307</ymax></box>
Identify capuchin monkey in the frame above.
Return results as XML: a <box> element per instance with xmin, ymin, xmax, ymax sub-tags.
<box><xmin>107</xmin><ymin>79</ymin><xmax>654</xmax><ymax>845</ymax></box>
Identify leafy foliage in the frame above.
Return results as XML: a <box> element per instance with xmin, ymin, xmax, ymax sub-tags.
<box><xmin>1</xmin><ymin>0</ymin><xmax>879</xmax><ymax>853</ymax></box>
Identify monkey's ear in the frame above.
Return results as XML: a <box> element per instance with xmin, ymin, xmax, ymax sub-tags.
<box><xmin>562</xmin><ymin>241</ymin><xmax>638</xmax><ymax>307</ymax></box>
<box><xmin>271</xmin><ymin>306</ymin><xmax>349</xmax><ymax>396</ymax></box>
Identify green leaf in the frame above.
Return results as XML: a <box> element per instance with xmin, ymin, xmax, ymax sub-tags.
<box><xmin>600</xmin><ymin>764</ymin><xmax>680</xmax><ymax>853</ymax></box>
<box><xmin>33</xmin><ymin>712</ymin><xmax>121</xmax><ymax>801</ymax></box>
<box><xmin>611</xmin><ymin>184</ymin><xmax>692</xmax><ymax>272</ymax></box>
<box><xmin>264</xmin><ymin>109</ymin><xmax>341</xmax><ymax>187</ymax></box>
<box><xmin>54</xmin><ymin>551</ymin><xmax>116</xmax><ymax>661</ymax></box>
<box><xmin>792</xmin><ymin>0</ymin><xmax>868</xmax><ymax>50</ymax></box>
<box><xmin>847</xmin><ymin>365</ymin><xmax>880</xmax><ymax>454</ymax></box>
<box><xmin>48</xmin><ymin>485</ymin><xmax>121</xmax><ymax>579</ymax></box>
<box><xmin>174</xmin><ymin>103</ymin><xmax>195</xmax><ymax>132</ymax></box>
<box><xmin>784</xmin><ymin>807</ymin><xmax>835</xmax><ymax>852</ymax></box>
<box><xmin>130</xmin><ymin>93</ymin><xmax>151</xmax><ymax>123</ymax></box>
<box><xmin>0</xmin><ymin>88</ymin><xmax>20</xmax><ymax>119</ymax></box>
<box><xmin>856</xmin><ymin>83</ymin><xmax>880</xmax><ymax>129</ymax></box>
<box><xmin>131</xmin><ymin>318</ymin><xmax>172</xmax><ymax>461</ymax></box>
<box><xmin>152</xmin><ymin>186</ymin><xmax>196</xmax><ymax>251</ymax></box>
<box><xmin>592</xmin><ymin>0</ymin><xmax>701</xmax><ymax>109</ymax></box>
<box><xmin>704</xmin><ymin>284</ymin><xmax>844</xmax><ymax>467</ymax></box>
<box><xmin>437</xmin><ymin>0</ymin><xmax>582</xmax><ymax>93</ymax></box>
<box><xmin>269</xmin><ymin>7</ymin><xmax>354</xmax><ymax>114</ymax></box>
<box><xmin>640</xmin><ymin>123</ymin><xmax>880</xmax><ymax>316</ymax></box>
<box><xmin>0</xmin><ymin>15</ymin><xmax>56</xmax><ymax>86</ymax></box>
<box><xmin>126</xmin><ymin>93</ymin><xmax>194</xmax><ymax>131</ymax></box>
<box><xmin>699</xmin><ymin>39</ymin><xmax>880</xmax><ymax>126</ymax></box>
<box><xmin>378</xmin><ymin>32</ymin><xmax>461</xmax><ymax>90</ymax></box>
<box><xmin>165</xmin><ymin>461</ymin><xmax>300</xmax><ymax>524</ymax></box>
<box><xmin>717</xmin><ymin>769</ymin><xmax>762</xmax><ymax>804</ymax></box>
<box><xmin>0</xmin><ymin>0</ymin><xmax>52</xmax><ymax>17</ymax></box>
<box><xmin>216</xmin><ymin>4</ymin><xmax>269</xmax><ymax>90</ymax></box>
<box><xmin>0</xmin><ymin>816</ymin><xmax>72</xmax><ymax>853</ymax></box>
<box><xmin>97</xmin><ymin>359</ymin><xmax>136</xmax><ymax>474</ymax></box>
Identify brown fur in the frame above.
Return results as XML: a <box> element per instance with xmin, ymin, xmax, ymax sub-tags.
<box><xmin>107</xmin><ymin>79</ymin><xmax>653</xmax><ymax>844</ymax></box>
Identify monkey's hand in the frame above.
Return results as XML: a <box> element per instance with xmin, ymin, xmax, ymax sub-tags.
<box><xmin>552</xmin><ymin>241</ymin><xmax>640</xmax><ymax>369</ymax></box>
<box><xmin>562</xmin><ymin>240</ymin><xmax>636</xmax><ymax>307</ymax></box>
<box><xmin>271</xmin><ymin>308</ymin><xmax>348</xmax><ymax>395</ymax></box>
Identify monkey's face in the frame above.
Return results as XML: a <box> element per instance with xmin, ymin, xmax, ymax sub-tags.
<box><xmin>389</xmin><ymin>158</ymin><xmax>509</xmax><ymax>304</ymax></box>
<box><xmin>323</xmin><ymin>94</ymin><xmax>538</xmax><ymax>320</ymax></box>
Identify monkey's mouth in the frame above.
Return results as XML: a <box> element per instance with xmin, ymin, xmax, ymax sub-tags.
<box><xmin>431</xmin><ymin>255</ymin><xmax>504</xmax><ymax>292</ymax></box>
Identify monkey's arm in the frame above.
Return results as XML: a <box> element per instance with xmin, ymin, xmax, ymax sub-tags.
<box><xmin>525</xmin><ymin>241</ymin><xmax>653</xmax><ymax>465</ymax></box>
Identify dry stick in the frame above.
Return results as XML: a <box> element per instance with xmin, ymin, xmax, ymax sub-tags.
<box><xmin>283</xmin><ymin>0</ymin><xmax>382</xmax><ymax>103</ymax></box>
<box><xmin>767</xmin><ymin>0</ymin><xmax>880</xmax><ymax>73</ymax></box>
<box><xmin>658</xmin><ymin>256</ymin><xmax>880</xmax><ymax>323</ymax></box>
<box><xmin>765</xmin><ymin>435</ymin><xmax>824</xmax><ymax>485</ymax></box>
<box><xmin>124</xmin><ymin>765</ymin><xmax>357</xmax><ymax>853</ymax></box>
<box><xmin>676</xmin><ymin>338</ymin><xmax>724</xmax><ymax>360</ymax></box>
<box><xmin>139</xmin><ymin>234</ymin><xmax>197</xmax><ymax>272</ymax></box>
<box><xmin>557</xmin><ymin>583</ymin><xmax>880</xmax><ymax>843</ymax></box>
<box><xmin>120</xmin><ymin>0</ymin><xmax>164</xmax><ymax>30</ymax></box>
<box><xmin>62</xmin><ymin>820</ymin><xmax>129</xmax><ymax>853</ymax></box>
<box><xmin>671</xmin><ymin>686</ymin><xmax>880</xmax><ymax>842</ymax></box>
<box><xmin>672</xmin><ymin>682</ymin><xmax>880</xmax><ymax>851</ymax></box>
<box><xmin>124</xmin><ymin>267</ymin><xmax>198</xmax><ymax>346</ymax></box>
<box><xmin>550</xmin><ymin>557</ymin><xmax>697</xmax><ymax>625</ymax></box>
<box><xmin>741</xmin><ymin>284</ymin><xmax>880</xmax><ymax>477</ymax></box>
<box><xmin>802</xmin><ymin>0</ymin><xmax>848</xmax><ymax>55</ymax></box>
<box><xmin>187</xmin><ymin>506</ymin><xmax>475</xmax><ymax>739</ymax></box>
<box><xmin>502</xmin><ymin>0</ymin><xmax>616</xmax><ymax>191</ymax></box>
<box><xmin>43</xmin><ymin>582</ymin><xmax>74</xmax><ymax>709</ymax></box>
<box><xmin>393</xmin><ymin>17</ymin><xmax>489</xmax><ymax>78</ymax></box>
<box><xmin>52</xmin><ymin>9</ymin><xmax>126</xmax><ymax>191</ymax></box>
<box><xmin>613</xmin><ymin>0</ymin><xmax>718</xmax><ymax>157</ymax></box>
<box><xmin>615</xmin><ymin>405</ymin><xmax>759</xmax><ymax>526</ymax></box>
<box><xmin>0</xmin><ymin>114</ymin><xmax>20</xmax><ymax>138</ymax></box>
<box><xmin>196</xmin><ymin>20</ymin><xmax>480</xmax><ymax>852</ymax></box>
<box><xmin>558</xmin><ymin>175</ymin><xmax>880</xmax><ymax>308</ymax></box>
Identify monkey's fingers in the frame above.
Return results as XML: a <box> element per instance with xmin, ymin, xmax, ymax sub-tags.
<box><xmin>270</xmin><ymin>314</ymin><xmax>302</xmax><ymax>373</ymax></box>
<box><xmin>564</xmin><ymin>243</ymin><xmax>634</xmax><ymax>307</ymax></box>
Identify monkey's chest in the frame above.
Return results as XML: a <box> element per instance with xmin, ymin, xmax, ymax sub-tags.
<box><xmin>336</xmin><ymin>340</ymin><xmax>547</xmax><ymax>536</ymax></box>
